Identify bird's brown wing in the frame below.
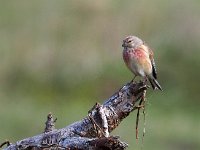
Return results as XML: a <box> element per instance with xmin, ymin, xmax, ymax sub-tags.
<box><xmin>148</xmin><ymin>46</ymin><xmax>158</xmax><ymax>79</ymax></box>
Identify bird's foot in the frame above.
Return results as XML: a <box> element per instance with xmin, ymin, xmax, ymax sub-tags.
<box><xmin>142</xmin><ymin>77</ymin><xmax>148</xmax><ymax>83</ymax></box>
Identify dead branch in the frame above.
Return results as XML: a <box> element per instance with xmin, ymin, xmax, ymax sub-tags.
<box><xmin>2</xmin><ymin>81</ymin><xmax>147</xmax><ymax>150</ymax></box>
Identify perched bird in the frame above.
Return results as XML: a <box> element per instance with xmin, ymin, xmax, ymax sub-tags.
<box><xmin>122</xmin><ymin>35</ymin><xmax>162</xmax><ymax>91</ymax></box>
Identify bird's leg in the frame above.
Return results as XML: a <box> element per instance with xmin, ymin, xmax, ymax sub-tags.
<box><xmin>131</xmin><ymin>75</ymin><xmax>137</xmax><ymax>83</ymax></box>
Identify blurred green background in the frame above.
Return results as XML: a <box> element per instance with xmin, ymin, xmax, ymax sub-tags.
<box><xmin>0</xmin><ymin>0</ymin><xmax>200</xmax><ymax>150</ymax></box>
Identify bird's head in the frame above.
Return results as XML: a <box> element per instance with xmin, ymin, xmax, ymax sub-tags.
<box><xmin>122</xmin><ymin>36</ymin><xmax>143</xmax><ymax>49</ymax></box>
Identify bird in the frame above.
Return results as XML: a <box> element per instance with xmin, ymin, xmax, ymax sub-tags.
<box><xmin>122</xmin><ymin>35</ymin><xmax>162</xmax><ymax>91</ymax></box>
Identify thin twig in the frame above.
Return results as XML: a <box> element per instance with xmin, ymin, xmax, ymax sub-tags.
<box><xmin>0</xmin><ymin>140</ymin><xmax>11</xmax><ymax>148</ymax></box>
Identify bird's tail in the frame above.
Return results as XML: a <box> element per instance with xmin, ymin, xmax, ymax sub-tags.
<box><xmin>148</xmin><ymin>77</ymin><xmax>162</xmax><ymax>91</ymax></box>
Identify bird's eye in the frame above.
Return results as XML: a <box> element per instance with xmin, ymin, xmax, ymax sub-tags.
<box><xmin>127</xmin><ymin>40</ymin><xmax>132</xmax><ymax>43</ymax></box>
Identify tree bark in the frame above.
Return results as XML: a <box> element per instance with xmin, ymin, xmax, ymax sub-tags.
<box><xmin>2</xmin><ymin>81</ymin><xmax>147</xmax><ymax>150</ymax></box>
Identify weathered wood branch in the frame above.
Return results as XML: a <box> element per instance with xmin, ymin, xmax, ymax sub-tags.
<box><xmin>2</xmin><ymin>81</ymin><xmax>147</xmax><ymax>150</ymax></box>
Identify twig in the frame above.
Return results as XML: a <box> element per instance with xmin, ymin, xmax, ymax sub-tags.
<box><xmin>136</xmin><ymin>89</ymin><xmax>147</xmax><ymax>140</ymax></box>
<box><xmin>0</xmin><ymin>140</ymin><xmax>11</xmax><ymax>149</ymax></box>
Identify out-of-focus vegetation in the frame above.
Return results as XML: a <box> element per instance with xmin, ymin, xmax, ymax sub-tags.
<box><xmin>0</xmin><ymin>0</ymin><xmax>200</xmax><ymax>149</ymax></box>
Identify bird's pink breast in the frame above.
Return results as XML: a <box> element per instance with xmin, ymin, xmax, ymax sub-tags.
<box><xmin>132</xmin><ymin>48</ymin><xmax>146</xmax><ymax>59</ymax></box>
<box><xmin>123</xmin><ymin>47</ymin><xmax>152</xmax><ymax>76</ymax></box>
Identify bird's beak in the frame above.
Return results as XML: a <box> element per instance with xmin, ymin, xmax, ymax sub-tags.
<box><xmin>122</xmin><ymin>43</ymin><xmax>125</xmax><ymax>47</ymax></box>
